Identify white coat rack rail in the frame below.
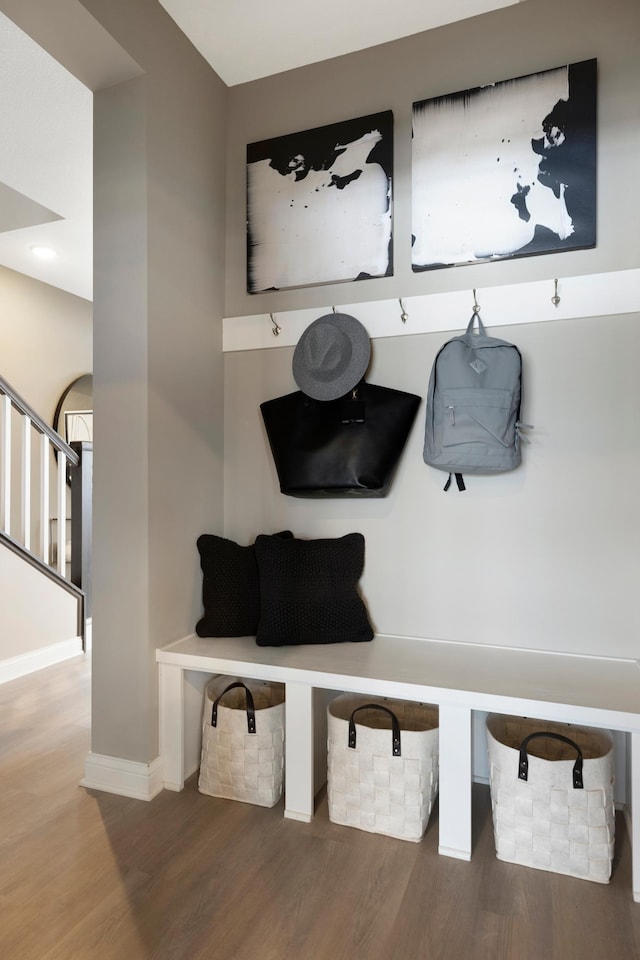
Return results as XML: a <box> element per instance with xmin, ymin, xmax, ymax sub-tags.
<box><xmin>222</xmin><ymin>268</ymin><xmax>640</xmax><ymax>353</ymax></box>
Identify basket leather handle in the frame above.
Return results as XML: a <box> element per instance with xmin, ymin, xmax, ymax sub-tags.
<box><xmin>518</xmin><ymin>731</ymin><xmax>584</xmax><ymax>789</ymax></box>
<box><xmin>348</xmin><ymin>704</ymin><xmax>401</xmax><ymax>756</ymax></box>
<box><xmin>211</xmin><ymin>681</ymin><xmax>256</xmax><ymax>734</ymax></box>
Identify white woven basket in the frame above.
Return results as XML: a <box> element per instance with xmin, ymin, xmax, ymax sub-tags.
<box><xmin>327</xmin><ymin>693</ymin><xmax>439</xmax><ymax>842</ymax></box>
<box><xmin>198</xmin><ymin>676</ymin><xmax>285</xmax><ymax>808</ymax></box>
<box><xmin>486</xmin><ymin>714</ymin><xmax>615</xmax><ymax>883</ymax></box>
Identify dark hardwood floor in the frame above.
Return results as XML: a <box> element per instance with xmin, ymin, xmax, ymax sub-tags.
<box><xmin>1</xmin><ymin>654</ymin><xmax>639</xmax><ymax>960</ymax></box>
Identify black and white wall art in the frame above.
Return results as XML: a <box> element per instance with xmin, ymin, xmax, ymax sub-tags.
<box><xmin>411</xmin><ymin>59</ymin><xmax>597</xmax><ymax>271</ymax></box>
<box><xmin>247</xmin><ymin>112</ymin><xmax>393</xmax><ymax>293</ymax></box>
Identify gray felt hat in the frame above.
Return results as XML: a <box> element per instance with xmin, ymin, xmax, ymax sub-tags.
<box><xmin>292</xmin><ymin>313</ymin><xmax>371</xmax><ymax>401</ymax></box>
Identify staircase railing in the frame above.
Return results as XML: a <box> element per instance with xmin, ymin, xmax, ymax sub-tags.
<box><xmin>0</xmin><ymin>373</ymin><xmax>91</xmax><ymax>634</ymax></box>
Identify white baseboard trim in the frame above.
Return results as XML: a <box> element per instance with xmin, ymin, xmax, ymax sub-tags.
<box><xmin>284</xmin><ymin>809</ymin><xmax>313</xmax><ymax>823</ymax></box>
<box><xmin>0</xmin><ymin>636</ymin><xmax>84</xmax><ymax>685</ymax></box>
<box><xmin>81</xmin><ymin>752</ymin><xmax>164</xmax><ymax>801</ymax></box>
<box><xmin>438</xmin><ymin>845</ymin><xmax>473</xmax><ymax>861</ymax></box>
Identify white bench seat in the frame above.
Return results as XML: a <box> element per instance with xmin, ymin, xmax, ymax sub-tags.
<box><xmin>156</xmin><ymin>633</ymin><xmax>640</xmax><ymax>902</ymax></box>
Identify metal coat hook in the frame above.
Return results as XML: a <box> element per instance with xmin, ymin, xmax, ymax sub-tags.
<box><xmin>399</xmin><ymin>298</ymin><xmax>409</xmax><ymax>323</ymax></box>
<box><xmin>472</xmin><ymin>289</ymin><xmax>481</xmax><ymax>315</ymax></box>
<box><xmin>269</xmin><ymin>312</ymin><xmax>281</xmax><ymax>337</ymax></box>
<box><xmin>551</xmin><ymin>278</ymin><xmax>561</xmax><ymax>307</ymax></box>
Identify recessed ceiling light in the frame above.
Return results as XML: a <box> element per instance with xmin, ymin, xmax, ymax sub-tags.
<box><xmin>30</xmin><ymin>245</ymin><xmax>57</xmax><ymax>260</ymax></box>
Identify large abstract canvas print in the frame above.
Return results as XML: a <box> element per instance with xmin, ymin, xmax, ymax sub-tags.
<box><xmin>411</xmin><ymin>59</ymin><xmax>596</xmax><ymax>271</ymax></box>
<box><xmin>247</xmin><ymin>112</ymin><xmax>393</xmax><ymax>293</ymax></box>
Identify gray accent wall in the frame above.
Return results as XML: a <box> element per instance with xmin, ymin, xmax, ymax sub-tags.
<box><xmin>224</xmin><ymin>311</ymin><xmax>639</xmax><ymax>658</ymax></box>
<box><xmin>225</xmin><ymin>0</ymin><xmax>640</xmax><ymax>318</ymax></box>
<box><xmin>87</xmin><ymin>0</ymin><xmax>227</xmax><ymax>762</ymax></box>
<box><xmin>223</xmin><ymin>0</ymin><xmax>640</xmax><ymax>659</ymax></box>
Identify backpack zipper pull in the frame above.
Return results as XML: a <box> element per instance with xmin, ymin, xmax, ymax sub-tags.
<box><xmin>447</xmin><ymin>405</ymin><xmax>455</xmax><ymax>426</ymax></box>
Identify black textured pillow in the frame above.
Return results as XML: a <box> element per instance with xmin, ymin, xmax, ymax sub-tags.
<box><xmin>254</xmin><ymin>532</ymin><xmax>374</xmax><ymax>646</ymax></box>
<box><xmin>196</xmin><ymin>532</ymin><xmax>292</xmax><ymax>637</ymax></box>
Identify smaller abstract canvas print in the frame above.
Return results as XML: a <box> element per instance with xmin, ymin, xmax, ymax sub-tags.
<box><xmin>411</xmin><ymin>59</ymin><xmax>597</xmax><ymax>270</ymax></box>
<box><xmin>247</xmin><ymin>111</ymin><xmax>393</xmax><ymax>293</ymax></box>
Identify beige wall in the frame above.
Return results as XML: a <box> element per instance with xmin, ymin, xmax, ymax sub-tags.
<box><xmin>0</xmin><ymin>263</ymin><xmax>90</xmax><ymax>549</ymax></box>
<box><xmin>223</xmin><ymin>0</ymin><xmax>640</xmax><ymax>659</ymax></box>
<box><xmin>0</xmin><ymin>264</ymin><xmax>92</xmax><ymax>422</ymax></box>
<box><xmin>0</xmin><ymin>266</ymin><xmax>91</xmax><ymax>660</ymax></box>
<box><xmin>0</xmin><ymin>548</ymin><xmax>78</xmax><ymax>659</ymax></box>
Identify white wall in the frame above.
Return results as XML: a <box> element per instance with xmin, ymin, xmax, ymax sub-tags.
<box><xmin>222</xmin><ymin>0</ymin><xmax>640</xmax><ymax>661</ymax></box>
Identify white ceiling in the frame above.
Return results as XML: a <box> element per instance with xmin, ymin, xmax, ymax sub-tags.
<box><xmin>157</xmin><ymin>0</ymin><xmax>519</xmax><ymax>87</ymax></box>
<box><xmin>0</xmin><ymin>12</ymin><xmax>93</xmax><ymax>301</ymax></box>
<box><xmin>0</xmin><ymin>0</ymin><xmax>519</xmax><ymax>302</ymax></box>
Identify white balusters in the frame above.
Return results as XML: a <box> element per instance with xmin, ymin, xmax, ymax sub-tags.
<box><xmin>39</xmin><ymin>431</ymin><xmax>50</xmax><ymax>562</ymax></box>
<box><xmin>56</xmin><ymin>452</ymin><xmax>67</xmax><ymax>576</ymax></box>
<box><xmin>21</xmin><ymin>414</ymin><xmax>31</xmax><ymax>550</ymax></box>
<box><xmin>0</xmin><ymin>377</ymin><xmax>79</xmax><ymax>581</ymax></box>
<box><xmin>0</xmin><ymin>394</ymin><xmax>10</xmax><ymax>535</ymax></box>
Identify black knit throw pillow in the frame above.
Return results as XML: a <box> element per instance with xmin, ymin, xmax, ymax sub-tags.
<box><xmin>254</xmin><ymin>532</ymin><xmax>374</xmax><ymax>646</ymax></box>
<box><xmin>196</xmin><ymin>532</ymin><xmax>292</xmax><ymax>637</ymax></box>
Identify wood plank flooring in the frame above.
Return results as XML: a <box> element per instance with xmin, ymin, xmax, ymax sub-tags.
<box><xmin>1</xmin><ymin>654</ymin><xmax>639</xmax><ymax>960</ymax></box>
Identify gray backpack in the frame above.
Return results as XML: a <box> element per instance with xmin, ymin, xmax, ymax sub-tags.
<box><xmin>423</xmin><ymin>313</ymin><xmax>532</xmax><ymax>491</ymax></box>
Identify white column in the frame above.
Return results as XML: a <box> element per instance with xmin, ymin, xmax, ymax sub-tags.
<box><xmin>438</xmin><ymin>702</ymin><xmax>473</xmax><ymax>860</ymax></box>
<box><xmin>632</xmin><ymin>731</ymin><xmax>640</xmax><ymax>903</ymax></box>
<box><xmin>0</xmin><ymin>394</ymin><xmax>11</xmax><ymax>535</ymax></box>
<box><xmin>158</xmin><ymin>662</ymin><xmax>185</xmax><ymax>791</ymax></box>
<box><xmin>20</xmin><ymin>414</ymin><xmax>31</xmax><ymax>549</ymax></box>
<box><xmin>284</xmin><ymin>681</ymin><xmax>315</xmax><ymax>822</ymax></box>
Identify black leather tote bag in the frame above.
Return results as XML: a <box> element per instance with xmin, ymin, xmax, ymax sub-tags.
<box><xmin>260</xmin><ymin>381</ymin><xmax>421</xmax><ymax>498</ymax></box>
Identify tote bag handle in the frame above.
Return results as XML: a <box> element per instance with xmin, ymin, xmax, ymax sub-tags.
<box><xmin>211</xmin><ymin>681</ymin><xmax>256</xmax><ymax>734</ymax></box>
<box><xmin>348</xmin><ymin>704</ymin><xmax>401</xmax><ymax>756</ymax></box>
<box><xmin>518</xmin><ymin>731</ymin><xmax>584</xmax><ymax>788</ymax></box>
